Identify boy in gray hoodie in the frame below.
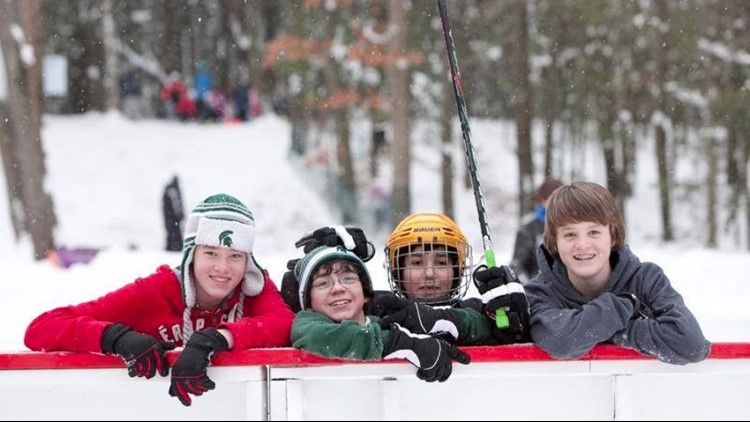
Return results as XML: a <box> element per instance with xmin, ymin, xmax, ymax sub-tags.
<box><xmin>525</xmin><ymin>181</ymin><xmax>710</xmax><ymax>365</ymax></box>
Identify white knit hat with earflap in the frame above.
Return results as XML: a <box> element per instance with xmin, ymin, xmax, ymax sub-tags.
<box><xmin>178</xmin><ymin>193</ymin><xmax>265</xmax><ymax>339</ymax></box>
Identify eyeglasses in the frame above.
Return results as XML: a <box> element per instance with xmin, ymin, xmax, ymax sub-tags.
<box><xmin>311</xmin><ymin>273</ymin><xmax>360</xmax><ymax>291</ymax></box>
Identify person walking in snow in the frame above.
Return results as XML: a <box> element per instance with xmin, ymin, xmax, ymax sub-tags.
<box><xmin>162</xmin><ymin>175</ymin><xmax>185</xmax><ymax>252</ymax></box>
<box><xmin>510</xmin><ymin>177</ymin><xmax>563</xmax><ymax>283</ymax></box>
<box><xmin>119</xmin><ymin>68</ymin><xmax>143</xmax><ymax>120</ymax></box>
<box><xmin>289</xmin><ymin>244</ymin><xmax>470</xmax><ymax>382</ymax></box>
<box><xmin>24</xmin><ymin>194</ymin><xmax>294</xmax><ymax>406</ymax></box>
<box><xmin>525</xmin><ymin>181</ymin><xmax>710</xmax><ymax>364</ymax></box>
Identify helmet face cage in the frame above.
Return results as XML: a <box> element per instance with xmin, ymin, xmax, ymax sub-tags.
<box><xmin>384</xmin><ymin>214</ymin><xmax>473</xmax><ymax>306</ymax></box>
<box><xmin>385</xmin><ymin>241</ymin><xmax>472</xmax><ymax>305</ymax></box>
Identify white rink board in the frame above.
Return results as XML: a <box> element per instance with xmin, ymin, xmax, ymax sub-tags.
<box><xmin>2</xmin><ymin>352</ymin><xmax>749</xmax><ymax>421</ymax></box>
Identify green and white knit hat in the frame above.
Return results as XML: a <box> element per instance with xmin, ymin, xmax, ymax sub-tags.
<box><xmin>294</xmin><ymin>245</ymin><xmax>373</xmax><ymax>311</ymax></box>
<box><xmin>179</xmin><ymin>194</ymin><xmax>265</xmax><ymax>310</ymax></box>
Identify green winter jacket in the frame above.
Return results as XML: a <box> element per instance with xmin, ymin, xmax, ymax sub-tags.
<box><xmin>291</xmin><ymin>311</ymin><xmax>392</xmax><ymax>360</ymax></box>
<box><xmin>450</xmin><ymin>306</ymin><xmax>493</xmax><ymax>345</ymax></box>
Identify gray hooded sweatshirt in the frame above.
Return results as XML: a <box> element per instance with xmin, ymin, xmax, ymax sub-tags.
<box><xmin>526</xmin><ymin>245</ymin><xmax>710</xmax><ymax>365</ymax></box>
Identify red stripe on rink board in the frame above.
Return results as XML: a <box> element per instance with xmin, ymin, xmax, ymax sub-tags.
<box><xmin>2</xmin><ymin>343</ymin><xmax>749</xmax><ymax>370</ymax></box>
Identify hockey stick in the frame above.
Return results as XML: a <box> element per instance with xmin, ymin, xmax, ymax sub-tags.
<box><xmin>437</xmin><ymin>0</ymin><xmax>509</xmax><ymax>328</ymax></box>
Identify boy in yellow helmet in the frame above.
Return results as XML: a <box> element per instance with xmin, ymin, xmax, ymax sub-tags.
<box><xmin>283</xmin><ymin>214</ymin><xmax>529</xmax><ymax>346</ymax></box>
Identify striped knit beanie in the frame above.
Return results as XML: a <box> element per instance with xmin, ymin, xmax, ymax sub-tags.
<box><xmin>294</xmin><ymin>245</ymin><xmax>373</xmax><ymax>311</ymax></box>
<box><xmin>179</xmin><ymin>194</ymin><xmax>265</xmax><ymax>322</ymax></box>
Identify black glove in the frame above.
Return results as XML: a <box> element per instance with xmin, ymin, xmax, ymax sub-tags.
<box><xmin>169</xmin><ymin>328</ymin><xmax>230</xmax><ymax>407</ymax></box>
<box><xmin>473</xmin><ymin>265</ymin><xmax>529</xmax><ymax>332</ymax></box>
<box><xmin>101</xmin><ymin>323</ymin><xmax>175</xmax><ymax>379</ymax></box>
<box><xmin>280</xmin><ymin>266</ymin><xmax>302</xmax><ymax>313</ymax></box>
<box><xmin>377</xmin><ymin>294</ymin><xmax>462</xmax><ymax>342</ymax></box>
<box><xmin>295</xmin><ymin>226</ymin><xmax>375</xmax><ymax>261</ymax></box>
<box><xmin>618</xmin><ymin>293</ymin><xmax>654</xmax><ymax>320</ymax></box>
<box><xmin>383</xmin><ymin>324</ymin><xmax>470</xmax><ymax>382</ymax></box>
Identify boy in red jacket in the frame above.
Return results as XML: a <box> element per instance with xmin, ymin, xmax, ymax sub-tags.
<box><xmin>24</xmin><ymin>193</ymin><xmax>294</xmax><ymax>406</ymax></box>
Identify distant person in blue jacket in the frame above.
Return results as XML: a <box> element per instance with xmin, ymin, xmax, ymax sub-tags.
<box><xmin>510</xmin><ymin>177</ymin><xmax>563</xmax><ymax>283</ymax></box>
<box><xmin>194</xmin><ymin>61</ymin><xmax>214</xmax><ymax>120</ymax></box>
<box><xmin>526</xmin><ymin>181</ymin><xmax>710</xmax><ymax>365</ymax></box>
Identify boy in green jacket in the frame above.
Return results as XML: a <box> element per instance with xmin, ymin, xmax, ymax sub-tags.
<box><xmin>291</xmin><ymin>245</ymin><xmax>470</xmax><ymax>382</ymax></box>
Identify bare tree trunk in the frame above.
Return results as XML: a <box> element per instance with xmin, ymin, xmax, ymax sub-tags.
<box><xmin>320</xmin><ymin>20</ymin><xmax>357</xmax><ymax>224</ymax></box>
<box><xmin>334</xmin><ymin>108</ymin><xmax>358</xmax><ymax>224</ymax></box>
<box><xmin>508</xmin><ymin>0</ymin><xmax>534</xmax><ymax>218</ymax></box>
<box><xmin>725</xmin><ymin>71</ymin><xmax>741</xmax><ymax>195</ymax></box>
<box><xmin>601</xmin><ymin>106</ymin><xmax>628</xmax><ymax>211</ymax></box>
<box><xmin>101</xmin><ymin>0</ymin><xmax>119</xmax><ymax>111</ymax></box>
<box><xmin>0</xmin><ymin>103</ymin><xmax>23</xmax><ymax>239</ymax></box>
<box><xmin>602</xmin><ymin>135</ymin><xmax>626</xmax><ymax>212</ymax></box>
<box><xmin>0</xmin><ymin>0</ymin><xmax>57</xmax><ymax>259</ymax></box>
<box><xmin>541</xmin><ymin>4</ymin><xmax>561</xmax><ymax>178</ymax></box>
<box><xmin>441</xmin><ymin>75</ymin><xmax>455</xmax><ymax>219</ymax></box>
<box><xmin>228</xmin><ymin>0</ymin><xmax>252</xmax><ymax>87</ymax></box>
<box><xmin>706</xmin><ymin>136</ymin><xmax>718</xmax><ymax>248</ymax></box>
<box><xmin>619</xmin><ymin>125</ymin><xmax>636</xmax><ymax>199</ymax></box>
<box><xmin>739</xmin><ymin>131</ymin><xmax>750</xmax><ymax>251</ymax></box>
<box><xmin>258</xmin><ymin>1</ymin><xmax>282</xmax><ymax>96</ymax></box>
<box><xmin>216</xmin><ymin>1</ymin><xmax>234</xmax><ymax>88</ymax></box>
<box><xmin>161</xmin><ymin>0</ymin><xmax>185</xmax><ymax>75</ymax></box>
<box><xmin>654</xmin><ymin>126</ymin><xmax>673</xmax><ymax>241</ymax></box>
<box><xmin>654</xmin><ymin>2</ymin><xmax>673</xmax><ymax>241</ymax></box>
<box><xmin>388</xmin><ymin>0</ymin><xmax>411</xmax><ymax>225</ymax></box>
<box><xmin>67</xmin><ymin>5</ymin><xmax>106</xmax><ymax>113</ymax></box>
<box><xmin>245</xmin><ymin>0</ymin><xmax>266</xmax><ymax>90</ymax></box>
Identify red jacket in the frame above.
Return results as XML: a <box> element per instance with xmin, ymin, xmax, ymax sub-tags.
<box><xmin>24</xmin><ymin>265</ymin><xmax>294</xmax><ymax>352</ymax></box>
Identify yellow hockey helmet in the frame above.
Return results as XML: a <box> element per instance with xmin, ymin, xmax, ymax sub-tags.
<box><xmin>384</xmin><ymin>213</ymin><xmax>472</xmax><ymax>305</ymax></box>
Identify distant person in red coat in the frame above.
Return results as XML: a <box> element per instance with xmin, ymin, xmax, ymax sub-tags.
<box><xmin>24</xmin><ymin>194</ymin><xmax>294</xmax><ymax>407</ymax></box>
<box><xmin>175</xmin><ymin>94</ymin><xmax>198</xmax><ymax>121</ymax></box>
<box><xmin>160</xmin><ymin>71</ymin><xmax>188</xmax><ymax>120</ymax></box>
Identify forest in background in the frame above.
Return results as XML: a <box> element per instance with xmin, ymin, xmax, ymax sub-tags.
<box><xmin>1</xmin><ymin>0</ymin><xmax>749</xmax><ymax>258</ymax></box>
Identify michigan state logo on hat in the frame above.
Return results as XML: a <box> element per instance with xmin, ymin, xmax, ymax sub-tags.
<box><xmin>219</xmin><ymin>230</ymin><xmax>234</xmax><ymax>247</ymax></box>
